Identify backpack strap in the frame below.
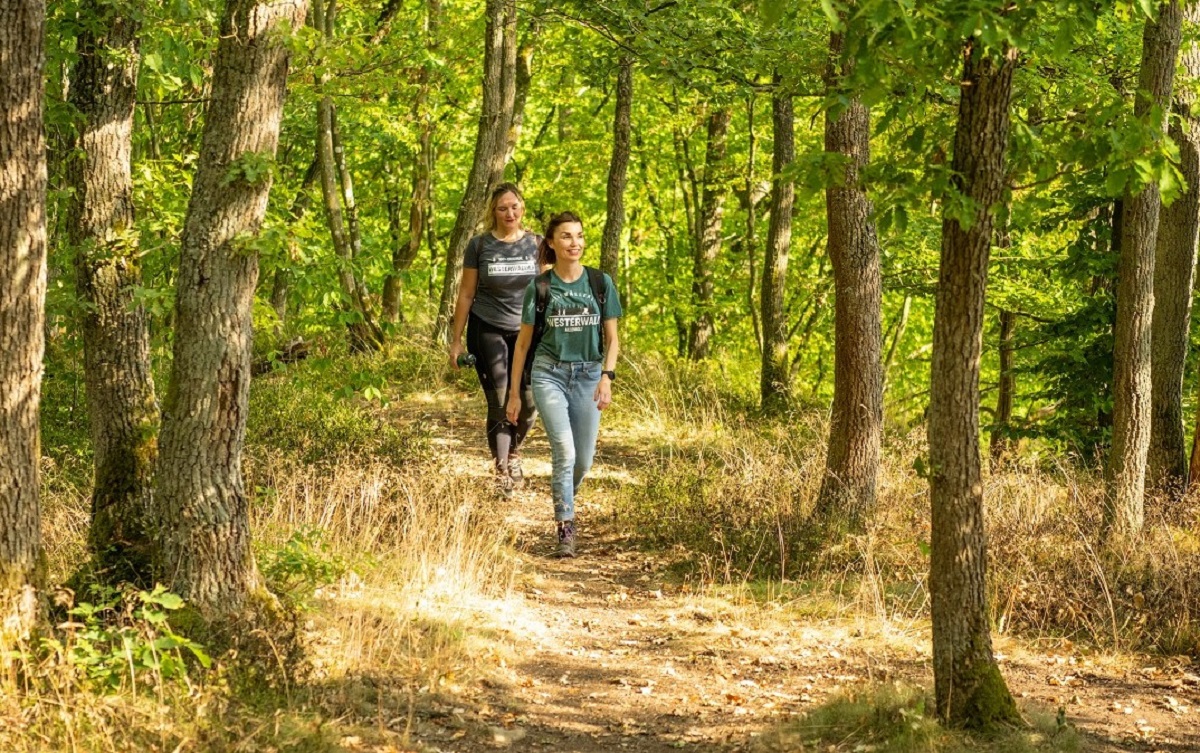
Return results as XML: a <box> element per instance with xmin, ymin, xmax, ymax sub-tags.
<box><xmin>531</xmin><ymin>270</ymin><xmax>553</xmax><ymax>350</ymax></box>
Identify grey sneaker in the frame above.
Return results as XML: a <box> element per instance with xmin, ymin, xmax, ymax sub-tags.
<box><xmin>556</xmin><ymin>520</ymin><xmax>576</xmax><ymax>558</ymax></box>
<box><xmin>495</xmin><ymin>465</ymin><xmax>514</xmax><ymax>498</ymax></box>
<box><xmin>508</xmin><ymin>454</ymin><xmax>524</xmax><ymax>488</ymax></box>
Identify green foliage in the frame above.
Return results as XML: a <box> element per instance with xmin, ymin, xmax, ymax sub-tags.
<box><xmin>259</xmin><ymin>528</ymin><xmax>348</xmax><ymax>610</ymax></box>
<box><xmin>222</xmin><ymin>150</ymin><xmax>276</xmax><ymax>188</ymax></box>
<box><xmin>757</xmin><ymin>683</ymin><xmax>1079</xmax><ymax>752</ymax></box>
<box><xmin>47</xmin><ymin>584</ymin><xmax>211</xmax><ymax>690</ymax></box>
<box><xmin>247</xmin><ymin>348</ymin><xmax>434</xmax><ymax>468</ymax></box>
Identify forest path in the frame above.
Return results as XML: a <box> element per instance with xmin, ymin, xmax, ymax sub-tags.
<box><xmin>394</xmin><ymin>387</ymin><xmax>1200</xmax><ymax>753</ymax></box>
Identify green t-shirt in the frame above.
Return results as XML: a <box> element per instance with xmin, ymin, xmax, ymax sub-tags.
<box><xmin>521</xmin><ymin>269</ymin><xmax>623</xmax><ymax>363</ymax></box>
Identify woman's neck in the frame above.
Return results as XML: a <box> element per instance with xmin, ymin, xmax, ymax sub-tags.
<box><xmin>554</xmin><ymin>260</ymin><xmax>584</xmax><ymax>282</ymax></box>
<box><xmin>491</xmin><ymin>227</ymin><xmax>523</xmax><ymax>242</ymax></box>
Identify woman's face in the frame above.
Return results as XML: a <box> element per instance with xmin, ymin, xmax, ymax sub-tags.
<box><xmin>493</xmin><ymin>192</ymin><xmax>524</xmax><ymax>230</ymax></box>
<box><xmin>549</xmin><ymin>222</ymin><xmax>585</xmax><ymax>262</ymax></box>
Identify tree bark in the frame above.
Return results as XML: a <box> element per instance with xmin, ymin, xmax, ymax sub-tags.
<box><xmin>687</xmin><ymin>107</ymin><xmax>732</xmax><ymax>360</ymax></box>
<box><xmin>761</xmin><ymin>83</ymin><xmax>794</xmax><ymax>412</ymax></box>
<box><xmin>313</xmin><ymin>0</ymin><xmax>382</xmax><ymax>352</ymax></box>
<box><xmin>432</xmin><ymin>0</ymin><xmax>516</xmax><ymax>342</ymax></box>
<box><xmin>928</xmin><ymin>40</ymin><xmax>1021</xmax><ymax>730</ymax></box>
<box><xmin>990</xmin><ymin>309</ymin><xmax>1016</xmax><ymax>464</ymax></box>
<box><xmin>270</xmin><ymin>156</ymin><xmax>319</xmax><ymax>335</ymax></box>
<box><xmin>0</xmin><ymin>0</ymin><xmax>47</xmax><ymax>642</ymax></box>
<box><xmin>382</xmin><ymin>0</ymin><xmax>439</xmax><ymax>324</ymax></box>
<box><xmin>153</xmin><ymin>0</ymin><xmax>308</xmax><ymax>618</ymax></box>
<box><xmin>66</xmin><ymin>2</ymin><xmax>159</xmax><ymax>577</ymax></box>
<box><xmin>601</xmin><ymin>56</ymin><xmax>633</xmax><ymax>281</ymax></box>
<box><xmin>1108</xmin><ymin>0</ymin><xmax>1183</xmax><ymax>536</ymax></box>
<box><xmin>504</xmin><ymin>15</ymin><xmax>538</xmax><ymax>166</ymax></box>
<box><xmin>812</xmin><ymin>29</ymin><xmax>883</xmax><ymax>533</ymax></box>
<box><xmin>1149</xmin><ymin>1</ymin><xmax>1200</xmax><ymax>497</ymax></box>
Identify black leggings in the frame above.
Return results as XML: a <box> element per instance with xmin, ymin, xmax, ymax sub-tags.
<box><xmin>466</xmin><ymin>313</ymin><xmax>536</xmax><ymax>468</ymax></box>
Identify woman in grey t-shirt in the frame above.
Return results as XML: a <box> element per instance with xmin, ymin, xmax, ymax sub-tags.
<box><xmin>448</xmin><ymin>183</ymin><xmax>541</xmax><ymax>496</ymax></box>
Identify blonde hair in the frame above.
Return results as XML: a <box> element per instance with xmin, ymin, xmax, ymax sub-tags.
<box><xmin>485</xmin><ymin>182</ymin><xmax>525</xmax><ymax>232</ymax></box>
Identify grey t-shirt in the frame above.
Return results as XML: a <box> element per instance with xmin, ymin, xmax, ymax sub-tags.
<box><xmin>464</xmin><ymin>231</ymin><xmax>541</xmax><ymax>330</ymax></box>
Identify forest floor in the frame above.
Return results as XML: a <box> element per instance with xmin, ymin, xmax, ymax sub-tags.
<box><xmin>335</xmin><ymin>387</ymin><xmax>1200</xmax><ymax>753</ymax></box>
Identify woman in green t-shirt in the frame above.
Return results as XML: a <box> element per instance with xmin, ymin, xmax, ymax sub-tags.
<box><xmin>506</xmin><ymin>212</ymin><xmax>623</xmax><ymax>557</ymax></box>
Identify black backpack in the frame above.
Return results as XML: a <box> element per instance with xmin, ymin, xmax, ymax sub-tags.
<box><xmin>532</xmin><ymin>267</ymin><xmax>607</xmax><ymax>354</ymax></box>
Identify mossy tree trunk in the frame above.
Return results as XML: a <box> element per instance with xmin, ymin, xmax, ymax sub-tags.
<box><xmin>813</xmin><ymin>26</ymin><xmax>882</xmax><ymax>533</ymax></box>
<box><xmin>67</xmin><ymin>3</ymin><xmax>160</xmax><ymax>579</ymax></box>
<box><xmin>601</xmin><ymin>56</ymin><xmax>633</xmax><ymax>281</ymax></box>
<box><xmin>0</xmin><ymin>0</ymin><xmax>48</xmax><ymax>643</ymax></box>
<box><xmin>687</xmin><ymin>107</ymin><xmax>732</xmax><ymax>360</ymax></box>
<box><xmin>382</xmin><ymin>0</ymin><xmax>440</xmax><ymax>325</ymax></box>
<box><xmin>432</xmin><ymin>0</ymin><xmax>516</xmax><ymax>343</ymax></box>
<box><xmin>928</xmin><ymin>38</ymin><xmax>1021</xmax><ymax>730</ymax></box>
<box><xmin>760</xmin><ymin>79</ymin><xmax>794</xmax><ymax>413</ymax></box>
<box><xmin>153</xmin><ymin>0</ymin><xmax>308</xmax><ymax>618</ymax></box>
<box><xmin>1108</xmin><ymin>0</ymin><xmax>1183</xmax><ymax>535</ymax></box>
<box><xmin>1149</xmin><ymin>1</ymin><xmax>1200</xmax><ymax>498</ymax></box>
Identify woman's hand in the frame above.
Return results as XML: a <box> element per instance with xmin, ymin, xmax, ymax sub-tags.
<box><xmin>594</xmin><ymin>377</ymin><xmax>612</xmax><ymax>410</ymax></box>
<box><xmin>506</xmin><ymin>393</ymin><xmax>521</xmax><ymax>424</ymax></box>
<box><xmin>449</xmin><ymin>340</ymin><xmax>466</xmax><ymax>369</ymax></box>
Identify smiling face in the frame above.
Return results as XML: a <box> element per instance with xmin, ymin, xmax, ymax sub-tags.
<box><xmin>548</xmin><ymin>221</ymin><xmax>585</xmax><ymax>263</ymax></box>
<box><xmin>492</xmin><ymin>191</ymin><xmax>524</xmax><ymax>232</ymax></box>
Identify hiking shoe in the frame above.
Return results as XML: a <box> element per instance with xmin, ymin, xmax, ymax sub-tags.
<box><xmin>556</xmin><ymin>520</ymin><xmax>576</xmax><ymax>558</ymax></box>
<box><xmin>508</xmin><ymin>454</ymin><xmax>524</xmax><ymax>488</ymax></box>
<box><xmin>495</xmin><ymin>466</ymin><xmax>514</xmax><ymax>498</ymax></box>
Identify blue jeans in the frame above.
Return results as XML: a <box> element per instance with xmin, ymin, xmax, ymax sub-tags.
<box><xmin>531</xmin><ymin>355</ymin><xmax>602</xmax><ymax>522</ymax></box>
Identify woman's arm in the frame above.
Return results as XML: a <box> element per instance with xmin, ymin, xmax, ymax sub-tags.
<box><xmin>594</xmin><ymin>318</ymin><xmax>619</xmax><ymax>410</ymax></box>
<box><xmin>505</xmin><ymin>323</ymin><xmax>535</xmax><ymax>424</ymax></box>
<box><xmin>448</xmin><ymin>267</ymin><xmax>479</xmax><ymax>368</ymax></box>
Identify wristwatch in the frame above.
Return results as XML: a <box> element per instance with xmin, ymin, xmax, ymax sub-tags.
<box><xmin>601</xmin><ymin>370</ymin><xmax>617</xmax><ymax>382</ymax></box>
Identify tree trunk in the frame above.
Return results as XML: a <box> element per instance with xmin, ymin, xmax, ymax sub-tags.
<box><xmin>1149</xmin><ymin>2</ymin><xmax>1200</xmax><ymax>497</ymax></box>
<box><xmin>990</xmin><ymin>309</ymin><xmax>1016</xmax><ymax>464</ymax></box>
<box><xmin>1108</xmin><ymin>0</ymin><xmax>1183</xmax><ymax>536</ymax></box>
<box><xmin>600</xmin><ymin>56</ymin><xmax>633</xmax><ymax>280</ymax></box>
<box><xmin>66</xmin><ymin>3</ymin><xmax>159</xmax><ymax>578</ymax></box>
<box><xmin>382</xmin><ymin>0</ymin><xmax>439</xmax><ymax>324</ymax></box>
<box><xmin>432</xmin><ymin>0</ymin><xmax>516</xmax><ymax>342</ymax></box>
<box><xmin>153</xmin><ymin>0</ymin><xmax>308</xmax><ymax>618</ymax></box>
<box><xmin>0</xmin><ymin>0</ymin><xmax>47</xmax><ymax>642</ymax></box>
<box><xmin>761</xmin><ymin>82</ymin><xmax>794</xmax><ymax>413</ymax></box>
<box><xmin>813</xmin><ymin>27</ymin><xmax>883</xmax><ymax>534</ymax></box>
<box><xmin>270</xmin><ymin>156</ymin><xmax>319</xmax><ymax>335</ymax></box>
<box><xmin>312</xmin><ymin>0</ymin><xmax>382</xmax><ymax>352</ymax></box>
<box><xmin>687</xmin><ymin>107</ymin><xmax>732</xmax><ymax>360</ymax></box>
<box><xmin>928</xmin><ymin>40</ymin><xmax>1021</xmax><ymax>730</ymax></box>
<box><xmin>504</xmin><ymin>15</ymin><xmax>538</xmax><ymax>165</ymax></box>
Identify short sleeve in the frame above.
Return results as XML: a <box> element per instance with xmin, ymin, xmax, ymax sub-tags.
<box><xmin>463</xmin><ymin>235</ymin><xmax>481</xmax><ymax>269</ymax></box>
<box><xmin>520</xmin><ymin>279</ymin><xmax>538</xmax><ymax>325</ymax></box>
<box><xmin>602</xmin><ymin>273</ymin><xmax>623</xmax><ymax>319</ymax></box>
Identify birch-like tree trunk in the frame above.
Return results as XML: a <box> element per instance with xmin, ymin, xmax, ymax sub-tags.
<box><xmin>382</xmin><ymin>0</ymin><xmax>440</xmax><ymax>324</ymax></box>
<box><xmin>1108</xmin><ymin>0</ymin><xmax>1183</xmax><ymax>535</ymax></box>
<box><xmin>0</xmin><ymin>0</ymin><xmax>47</xmax><ymax>642</ymax></box>
<box><xmin>601</xmin><ymin>56</ymin><xmax>633</xmax><ymax>280</ymax></box>
<box><xmin>1149</xmin><ymin>1</ymin><xmax>1200</xmax><ymax>497</ymax></box>
<box><xmin>760</xmin><ymin>82</ymin><xmax>794</xmax><ymax>412</ymax></box>
<box><xmin>928</xmin><ymin>39</ymin><xmax>1021</xmax><ymax>730</ymax></box>
<box><xmin>687</xmin><ymin>107</ymin><xmax>732</xmax><ymax>360</ymax></box>
<box><xmin>153</xmin><ymin>0</ymin><xmax>308</xmax><ymax>618</ymax></box>
<box><xmin>432</xmin><ymin>0</ymin><xmax>516</xmax><ymax>342</ymax></box>
<box><xmin>813</xmin><ymin>28</ymin><xmax>883</xmax><ymax>532</ymax></box>
<box><xmin>67</xmin><ymin>2</ymin><xmax>159</xmax><ymax>577</ymax></box>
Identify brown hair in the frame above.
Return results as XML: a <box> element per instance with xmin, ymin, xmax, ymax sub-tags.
<box><xmin>484</xmin><ymin>182</ymin><xmax>525</xmax><ymax>232</ymax></box>
<box><xmin>538</xmin><ymin>211</ymin><xmax>584</xmax><ymax>266</ymax></box>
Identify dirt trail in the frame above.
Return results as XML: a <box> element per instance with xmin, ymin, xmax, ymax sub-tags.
<box><xmin>403</xmin><ymin>390</ymin><xmax>1200</xmax><ymax>753</ymax></box>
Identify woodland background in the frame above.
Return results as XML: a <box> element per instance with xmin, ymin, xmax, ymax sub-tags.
<box><xmin>3</xmin><ymin>0</ymin><xmax>1200</xmax><ymax>750</ymax></box>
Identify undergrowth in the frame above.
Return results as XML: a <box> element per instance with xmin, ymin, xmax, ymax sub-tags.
<box><xmin>610</xmin><ymin>352</ymin><xmax>1200</xmax><ymax>657</ymax></box>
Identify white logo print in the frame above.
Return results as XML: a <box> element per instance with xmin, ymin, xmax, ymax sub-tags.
<box><xmin>488</xmin><ymin>259</ymin><xmax>537</xmax><ymax>276</ymax></box>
